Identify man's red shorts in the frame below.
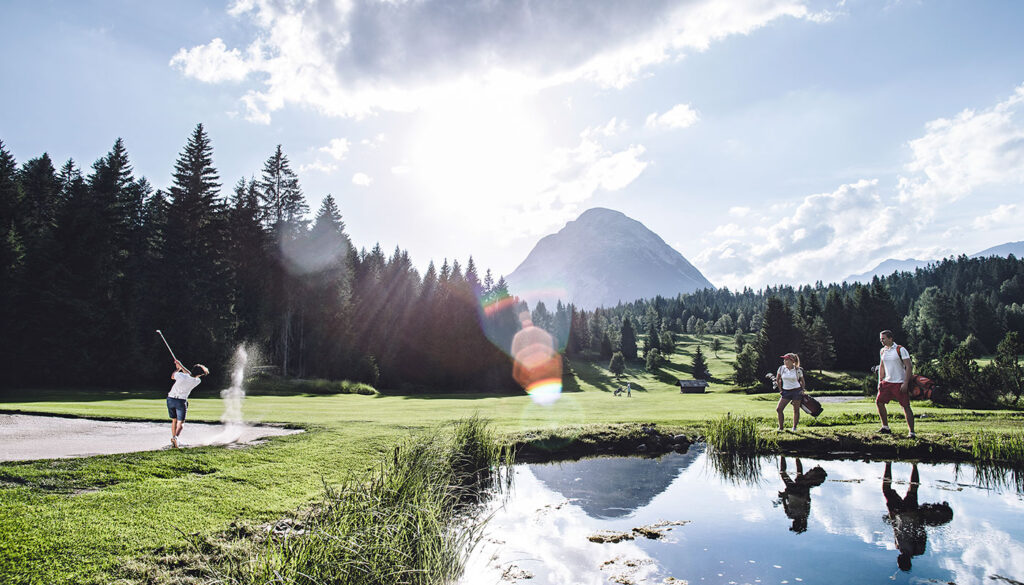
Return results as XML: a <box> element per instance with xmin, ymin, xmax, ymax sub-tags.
<box><xmin>877</xmin><ymin>381</ymin><xmax>910</xmax><ymax>407</ymax></box>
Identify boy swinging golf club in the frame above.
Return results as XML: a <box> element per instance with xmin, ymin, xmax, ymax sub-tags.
<box><xmin>157</xmin><ymin>330</ymin><xmax>209</xmax><ymax>448</ymax></box>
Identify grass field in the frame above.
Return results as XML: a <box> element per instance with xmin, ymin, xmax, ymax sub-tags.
<box><xmin>1</xmin><ymin>333</ymin><xmax>1020</xmax><ymax>584</ymax></box>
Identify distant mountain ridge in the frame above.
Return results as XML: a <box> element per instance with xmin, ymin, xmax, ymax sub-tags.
<box><xmin>843</xmin><ymin>241</ymin><xmax>1024</xmax><ymax>283</ymax></box>
<box><xmin>505</xmin><ymin>208</ymin><xmax>714</xmax><ymax>309</ymax></box>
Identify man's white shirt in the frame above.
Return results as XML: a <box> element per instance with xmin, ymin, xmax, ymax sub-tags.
<box><xmin>168</xmin><ymin>371</ymin><xmax>202</xmax><ymax>399</ymax></box>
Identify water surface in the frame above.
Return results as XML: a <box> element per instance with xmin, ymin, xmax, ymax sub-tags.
<box><xmin>461</xmin><ymin>445</ymin><xmax>1024</xmax><ymax>585</ymax></box>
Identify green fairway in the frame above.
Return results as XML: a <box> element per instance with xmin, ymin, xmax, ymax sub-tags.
<box><xmin>1</xmin><ymin>334</ymin><xmax>1021</xmax><ymax>584</ymax></box>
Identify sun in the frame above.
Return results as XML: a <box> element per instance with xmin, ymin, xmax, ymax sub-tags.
<box><xmin>408</xmin><ymin>94</ymin><xmax>550</xmax><ymax>221</ymax></box>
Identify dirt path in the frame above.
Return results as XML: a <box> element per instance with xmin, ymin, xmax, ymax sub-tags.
<box><xmin>0</xmin><ymin>413</ymin><xmax>301</xmax><ymax>462</ymax></box>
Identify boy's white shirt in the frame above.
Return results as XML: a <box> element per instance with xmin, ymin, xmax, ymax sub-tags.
<box><xmin>880</xmin><ymin>345</ymin><xmax>911</xmax><ymax>383</ymax></box>
<box><xmin>168</xmin><ymin>371</ymin><xmax>202</xmax><ymax>399</ymax></box>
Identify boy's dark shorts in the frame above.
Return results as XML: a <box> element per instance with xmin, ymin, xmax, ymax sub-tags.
<box><xmin>167</xmin><ymin>397</ymin><xmax>188</xmax><ymax>421</ymax></box>
<box><xmin>876</xmin><ymin>381</ymin><xmax>910</xmax><ymax>407</ymax></box>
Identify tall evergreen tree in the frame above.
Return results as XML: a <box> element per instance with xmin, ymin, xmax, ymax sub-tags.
<box><xmin>225</xmin><ymin>177</ymin><xmax>271</xmax><ymax>343</ymax></box>
<box><xmin>620</xmin><ymin>316</ymin><xmax>638</xmax><ymax>360</ymax></box>
<box><xmin>162</xmin><ymin>124</ymin><xmax>232</xmax><ymax>376</ymax></box>
<box><xmin>756</xmin><ymin>296</ymin><xmax>800</xmax><ymax>376</ymax></box>
<box><xmin>692</xmin><ymin>345</ymin><xmax>710</xmax><ymax>380</ymax></box>
<box><xmin>0</xmin><ymin>142</ymin><xmax>21</xmax><ymax>378</ymax></box>
<box><xmin>257</xmin><ymin>145</ymin><xmax>307</xmax><ymax>229</ymax></box>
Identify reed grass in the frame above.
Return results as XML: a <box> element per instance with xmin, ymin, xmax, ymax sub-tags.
<box><xmin>704</xmin><ymin>414</ymin><xmax>775</xmax><ymax>453</ymax></box>
<box><xmin>213</xmin><ymin>417</ymin><xmax>511</xmax><ymax>585</ymax></box>
<box><xmin>970</xmin><ymin>430</ymin><xmax>1024</xmax><ymax>463</ymax></box>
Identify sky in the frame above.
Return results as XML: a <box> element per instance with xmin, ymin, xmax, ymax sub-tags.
<box><xmin>2</xmin><ymin>0</ymin><xmax>1023</xmax><ymax>290</ymax></box>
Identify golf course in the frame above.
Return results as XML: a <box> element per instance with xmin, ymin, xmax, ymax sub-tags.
<box><xmin>2</xmin><ymin>333</ymin><xmax>1022</xmax><ymax>585</ymax></box>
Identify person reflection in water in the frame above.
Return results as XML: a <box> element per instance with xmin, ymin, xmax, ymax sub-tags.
<box><xmin>777</xmin><ymin>457</ymin><xmax>827</xmax><ymax>533</ymax></box>
<box><xmin>882</xmin><ymin>462</ymin><xmax>954</xmax><ymax>571</ymax></box>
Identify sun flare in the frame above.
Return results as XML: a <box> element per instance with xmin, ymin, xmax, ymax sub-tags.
<box><xmin>408</xmin><ymin>96</ymin><xmax>550</xmax><ymax>220</ymax></box>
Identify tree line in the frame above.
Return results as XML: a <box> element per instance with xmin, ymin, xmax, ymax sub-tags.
<box><xmin>2</xmin><ymin>128</ymin><xmax>1021</xmax><ymax>403</ymax></box>
<box><xmin>552</xmin><ymin>256</ymin><xmax>1024</xmax><ymax>407</ymax></box>
<box><xmin>0</xmin><ymin>128</ymin><xmax>521</xmax><ymax>392</ymax></box>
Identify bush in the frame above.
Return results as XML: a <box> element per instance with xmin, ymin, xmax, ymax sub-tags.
<box><xmin>733</xmin><ymin>344</ymin><xmax>759</xmax><ymax>386</ymax></box>
<box><xmin>645</xmin><ymin>348</ymin><xmax>662</xmax><ymax>372</ymax></box>
<box><xmin>609</xmin><ymin>351</ymin><xmax>625</xmax><ymax>377</ymax></box>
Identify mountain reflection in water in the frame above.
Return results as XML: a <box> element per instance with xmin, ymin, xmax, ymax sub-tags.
<box><xmin>528</xmin><ymin>446</ymin><xmax>703</xmax><ymax>518</ymax></box>
<box><xmin>460</xmin><ymin>447</ymin><xmax>1024</xmax><ymax>585</ymax></box>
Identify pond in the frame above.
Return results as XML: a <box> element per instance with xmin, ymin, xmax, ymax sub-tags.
<box><xmin>460</xmin><ymin>445</ymin><xmax>1024</xmax><ymax>585</ymax></box>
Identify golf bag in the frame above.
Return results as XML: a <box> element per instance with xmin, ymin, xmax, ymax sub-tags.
<box><xmin>909</xmin><ymin>375</ymin><xmax>938</xmax><ymax>400</ymax></box>
<box><xmin>799</xmin><ymin>393</ymin><xmax>823</xmax><ymax>417</ymax></box>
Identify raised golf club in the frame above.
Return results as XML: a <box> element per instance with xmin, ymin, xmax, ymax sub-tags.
<box><xmin>156</xmin><ymin>329</ymin><xmax>182</xmax><ymax>366</ymax></box>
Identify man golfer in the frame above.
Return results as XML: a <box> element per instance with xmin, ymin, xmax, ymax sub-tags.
<box><xmin>167</xmin><ymin>359</ymin><xmax>209</xmax><ymax>448</ymax></box>
<box><xmin>877</xmin><ymin>330</ymin><xmax>915</xmax><ymax>438</ymax></box>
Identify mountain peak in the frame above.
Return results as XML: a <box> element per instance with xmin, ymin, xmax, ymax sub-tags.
<box><xmin>506</xmin><ymin>208</ymin><xmax>714</xmax><ymax>309</ymax></box>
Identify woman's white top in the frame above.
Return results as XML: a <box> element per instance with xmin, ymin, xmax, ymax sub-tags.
<box><xmin>778</xmin><ymin>365</ymin><xmax>803</xmax><ymax>390</ymax></box>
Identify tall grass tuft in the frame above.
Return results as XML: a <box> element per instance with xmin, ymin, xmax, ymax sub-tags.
<box><xmin>704</xmin><ymin>414</ymin><xmax>774</xmax><ymax>453</ymax></box>
<box><xmin>221</xmin><ymin>418</ymin><xmax>511</xmax><ymax>585</ymax></box>
<box><xmin>970</xmin><ymin>430</ymin><xmax>1024</xmax><ymax>463</ymax></box>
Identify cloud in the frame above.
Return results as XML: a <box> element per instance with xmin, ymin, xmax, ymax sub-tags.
<box><xmin>972</xmin><ymin>203</ymin><xmax>1022</xmax><ymax>230</ymax></box>
<box><xmin>171</xmin><ymin>0</ymin><xmax>822</xmax><ymax>122</ymax></box>
<box><xmin>699</xmin><ymin>82</ymin><xmax>1024</xmax><ymax>288</ymax></box>
<box><xmin>352</xmin><ymin>172</ymin><xmax>373</xmax><ymax>186</ymax></box>
<box><xmin>319</xmin><ymin>138</ymin><xmax>350</xmax><ymax>161</ymax></box>
<box><xmin>169</xmin><ymin>38</ymin><xmax>257</xmax><ymax>82</ymax></box>
<box><xmin>645</xmin><ymin>103</ymin><xmax>700</xmax><ymax>130</ymax></box>
<box><xmin>697</xmin><ymin>179</ymin><xmax>906</xmax><ymax>287</ymax></box>
<box><xmin>535</xmin><ymin>127</ymin><xmax>649</xmax><ymax>209</ymax></box>
<box><xmin>899</xmin><ymin>83</ymin><xmax>1024</xmax><ymax>208</ymax></box>
<box><xmin>299</xmin><ymin>160</ymin><xmax>337</xmax><ymax>174</ymax></box>
<box><xmin>390</xmin><ymin>164</ymin><xmax>412</xmax><ymax>175</ymax></box>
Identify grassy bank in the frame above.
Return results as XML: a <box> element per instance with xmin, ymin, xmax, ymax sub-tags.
<box><xmin>117</xmin><ymin>417</ymin><xmax>511</xmax><ymax>585</ymax></box>
<box><xmin>2</xmin><ymin>333</ymin><xmax>1022</xmax><ymax>584</ymax></box>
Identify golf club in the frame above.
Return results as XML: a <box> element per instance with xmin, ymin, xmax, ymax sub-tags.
<box><xmin>155</xmin><ymin>329</ymin><xmax>180</xmax><ymax>364</ymax></box>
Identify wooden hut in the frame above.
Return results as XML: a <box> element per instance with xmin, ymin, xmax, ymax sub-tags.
<box><xmin>678</xmin><ymin>379</ymin><xmax>709</xmax><ymax>394</ymax></box>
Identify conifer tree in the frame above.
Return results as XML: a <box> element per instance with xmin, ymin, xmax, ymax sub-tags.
<box><xmin>620</xmin><ymin>316</ymin><xmax>638</xmax><ymax>360</ymax></box>
<box><xmin>0</xmin><ymin>142</ymin><xmax>21</xmax><ymax>377</ymax></box>
<box><xmin>163</xmin><ymin>124</ymin><xmax>232</xmax><ymax>373</ymax></box>
<box><xmin>600</xmin><ymin>332</ymin><xmax>614</xmax><ymax>360</ymax></box>
<box><xmin>692</xmin><ymin>345</ymin><xmax>709</xmax><ymax>380</ymax></box>
<box><xmin>756</xmin><ymin>296</ymin><xmax>800</xmax><ymax>376</ymax></box>
<box><xmin>226</xmin><ymin>177</ymin><xmax>270</xmax><ymax>343</ymax></box>
<box><xmin>258</xmin><ymin>145</ymin><xmax>306</xmax><ymax>230</ymax></box>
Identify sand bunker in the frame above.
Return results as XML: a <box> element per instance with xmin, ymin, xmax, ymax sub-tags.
<box><xmin>0</xmin><ymin>413</ymin><xmax>302</xmax><ymax>462</ymax></box>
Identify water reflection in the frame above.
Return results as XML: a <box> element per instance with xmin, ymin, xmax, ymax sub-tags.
<box><xmin>461</xmin><ymin>449</ymin><xmax>1024</xmax><ymax>585</ymax></box>
<box><xmin>776</xmin><ymin>457</ymin><xmax>827</xmax><ymax>533</ymax></box>
<box><xmin>882</xmin><ymin>461</ymin><xmax>954</xmax><ymax>571</ymax></box>
<box><xmin>528</xmin><ymin>447</ymin><xmax>702</xmax><ymax>518</ymax></box>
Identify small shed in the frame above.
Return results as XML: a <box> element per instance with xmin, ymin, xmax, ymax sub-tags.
<box><xmin>679</xmin><ymin>379</ymin><xmax>709</xmax><ymax>394</ymax></box>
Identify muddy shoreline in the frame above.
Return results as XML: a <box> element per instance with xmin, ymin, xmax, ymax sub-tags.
<box><xmin>511</xmin><ymin>422</ymin><xmax>1004</xmax><ymax>465</ymax></box>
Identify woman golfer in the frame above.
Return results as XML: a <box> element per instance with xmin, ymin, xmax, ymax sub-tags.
<box><xmin>775</xmin><ymin>353</ymin><xmax>806</xmax><ymax>431</ymax></box>
<box><xmin>167</xmin><ymin>360</ymin><xmax>209</xmax><ymax>448</ymax></box>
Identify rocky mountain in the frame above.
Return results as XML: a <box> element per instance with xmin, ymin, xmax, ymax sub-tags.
<box><xmin>505</xmin><ymin>208</ymin><xmax>714</xmax><ymax>309</ymax></box>
<box><xmin>842</xmin><ymin>240</ymin><xmax>1024</xmax><ymax>283</ymax></box>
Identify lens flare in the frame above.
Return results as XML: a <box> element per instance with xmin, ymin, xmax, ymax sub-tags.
<box><xmin>511</xmin><ymin>311</ymin><xmax>563</xmax><ymax>404</ymax></box>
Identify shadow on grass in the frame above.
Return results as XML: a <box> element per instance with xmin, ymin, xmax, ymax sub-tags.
<box><xmin>570</xmin><ymin>360</ymin><xmax>621</xmax><ymax>392</ymax></box>
<box><xmin>1</xmin><ymin>387</ymin><xmax>164</xmax><ymax>403</ymax></box>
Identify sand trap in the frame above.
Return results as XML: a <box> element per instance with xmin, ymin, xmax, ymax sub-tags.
<box><xmin>0</xmin><ymin>413</ymin><xmax>302</xmax><ymax>462</ymax></box>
